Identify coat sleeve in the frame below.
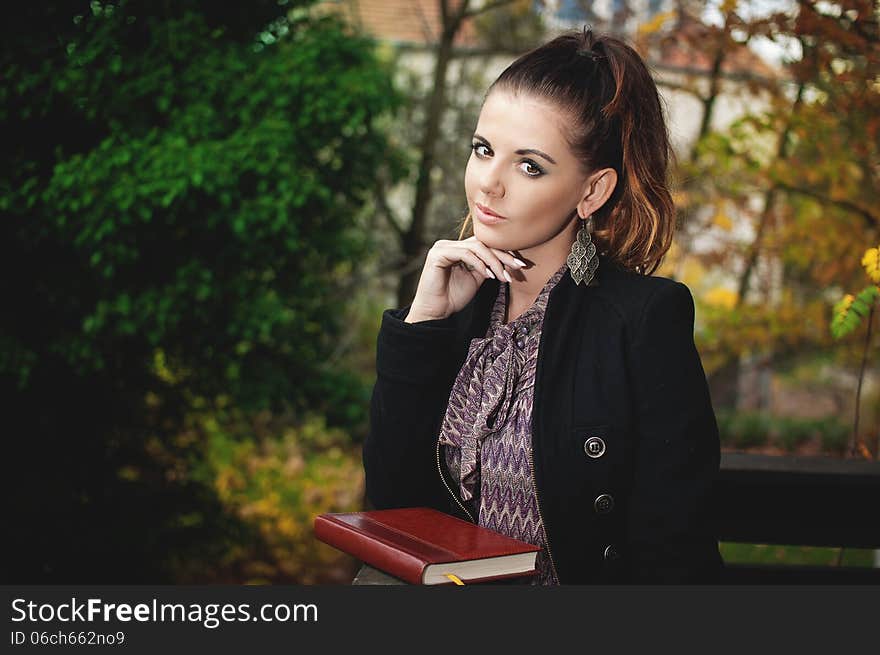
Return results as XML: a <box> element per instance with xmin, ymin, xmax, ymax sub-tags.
<box><xmin>624</xmin><ymin>280</ymin><xmax>724</xmax><ymax>583</ymax></box>
<box><xmin>362</xmin><ymin>305</ymin><xmax>460</xmax><ymax>512</ymax></box>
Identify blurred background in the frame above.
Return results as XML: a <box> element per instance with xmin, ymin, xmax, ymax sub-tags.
<box><xmin>3</xmin><ymin>0</ymin><xmax>878</xmax><ymax>583</ymax></box>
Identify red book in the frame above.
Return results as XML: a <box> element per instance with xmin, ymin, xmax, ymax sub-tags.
<box><xmin>314</xmin><ymin>507</ymin><xmax>541</xmax><ymax>585</ymax></box>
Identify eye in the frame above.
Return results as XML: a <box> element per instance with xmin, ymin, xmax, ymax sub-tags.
<box><xmin>520</xmin><ymin>159</ymin><xmax>545</xmax><ymax>178</ymax></box>
<box><xmin>470</xmin><ymin>142</ymin><xmax>546</xmax><ymax>178</ymax></box>
<box><xmin>471</xmin><ymin>142</ymin><xmax>490</xmax><ymax>158</ymax></box>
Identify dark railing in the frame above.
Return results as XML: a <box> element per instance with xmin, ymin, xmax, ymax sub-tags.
<box><xmin>716</xmin><ymin>452</ymin><xmax>880</xmax><ymax>583</ymax></box>
<box><xmin>352</xmin><ymin>452</ymin><xmax>880</xmax><ymax>584</ymax></box>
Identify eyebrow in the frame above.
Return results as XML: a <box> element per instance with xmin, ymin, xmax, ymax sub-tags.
<box><xmin>472</xmin><ymin>133</ymin><xmax>557</xmax><ymax>165</ymax></box>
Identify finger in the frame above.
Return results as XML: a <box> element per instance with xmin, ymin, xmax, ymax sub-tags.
<box><xmin>500</xmin><ymin>249</ymin><xmax>528</xmax><ymax>269</ymax></box>
<box><xmin>465</xmin><ymin>237</ymin><xmax>528</xmax><ymax>272</ymax></box>
<box><xmin>491</xmin><ymin>247</ymin><xmax>528</xmax><ymax>270</ymax></box>
<box><xmin>464</xmin><ymin>262</ymin><xmax>487</xmax><ymax>285</ymax></box>
<box><xmin>453</xmin><ymin>249</ymin><xmax>496</xmax><ymax>280</ymax></box>
<box><xmin>438</xmin><ymin>240</ymin><xmax>485</xmax><ymax>269</ymax></box>
<box><xmin>465</xmin><ymin>240</ymin><xmax>514</xmax><ymax>282</ymax></box>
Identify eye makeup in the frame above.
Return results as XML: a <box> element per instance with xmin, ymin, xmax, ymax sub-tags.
<box><xmin>470</xmin><ymin>137</ymin><xmax>549</xmax><ymax>178</ymax></box>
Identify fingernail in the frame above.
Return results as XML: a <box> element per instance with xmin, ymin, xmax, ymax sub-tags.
<box><xmin>512</xmin><ymin>257</ymin><xmax>526</xmax><ymax>268</ymax></box>
<box><xmin>485</xmin><ymin>267</ymin><xmax>496</xmax><ymax>279</ymax></box>
<box><xmin>503</xmin><ymin>269</ymin><xmax>512</xmax><ymax>283</ymax></box>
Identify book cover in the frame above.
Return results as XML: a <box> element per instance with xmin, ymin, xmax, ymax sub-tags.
<box><xmin>314</xmin><ymin>507</ymin><xmax>541</xmax><ymax>585</ymax></box>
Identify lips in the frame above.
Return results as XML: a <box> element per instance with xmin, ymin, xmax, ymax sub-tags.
<box><xmin>476</xmin><ymin>203</ymin><xmax>506</xmax><ymax>219</ymax></box>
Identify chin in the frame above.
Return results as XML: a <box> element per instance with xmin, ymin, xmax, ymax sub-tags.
<box><xmin>471</xmin><ymin>228</ymin><xmax>508</xmax><ymax>250</ymax></box>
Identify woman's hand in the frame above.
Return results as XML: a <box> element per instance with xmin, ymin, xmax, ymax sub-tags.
<box><xmin>405</xmin><ymin>236</ymin><xmax>526</xmax><ymax>323</ymax></box>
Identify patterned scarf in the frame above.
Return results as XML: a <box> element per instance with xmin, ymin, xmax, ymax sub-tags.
<box><xmin>437</xmin><ymin>260</ymin><xmax>569</xmax><ymax>502</ymax></box>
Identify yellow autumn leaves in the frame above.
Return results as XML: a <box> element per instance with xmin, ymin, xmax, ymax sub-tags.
<box><xmin>861</xmin><ymin>246</ymin><xmax>880</xmax><ymax>284</ymax></box>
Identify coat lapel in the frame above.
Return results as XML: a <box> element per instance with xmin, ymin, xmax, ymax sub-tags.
<box><xmin>531</xmin><ymin>260</ymin><xmax>609</xmax><ymax>580</ymax></box>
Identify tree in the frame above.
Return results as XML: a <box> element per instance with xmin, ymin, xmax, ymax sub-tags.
<box><xmin>377</xmin><ymin>0</ymin><xmax>526</xmax><ymax>310</ymax></box>
<box><xmin>682</xmin><ymin>0</ymin><xmax>879</xmax><ymax>418</ymax></box>
<box><xmin>1</xmin><ymin>0</ymin><xmax>403</xmax><ymax>581</ymax></box>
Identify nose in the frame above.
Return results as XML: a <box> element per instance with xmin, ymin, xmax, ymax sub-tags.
<box><xmin>478</xmin><ymin>160</ymin><xmax>504</xmax><ymax>197</ymax></box>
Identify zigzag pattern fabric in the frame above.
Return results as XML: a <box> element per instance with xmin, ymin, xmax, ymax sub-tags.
<box><xmin>438</xmin><ymin>259</ymin><xmax>569</xmax><ymax>585</ymax></box>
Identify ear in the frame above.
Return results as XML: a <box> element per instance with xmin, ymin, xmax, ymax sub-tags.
<box><xmin>576</xmin><ymin>167</ymin><xmax>617</xmax><ymax>218</ymax></box>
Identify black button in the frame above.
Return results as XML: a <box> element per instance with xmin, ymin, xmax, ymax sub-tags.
<box><xmin>515</xmin><ymin>338</ymin><xmax>526</xmax><ymax>349</ymax></box>
<box><xmin>584</xmin><ymin>436</ymin><xmax>606</xmax><ymax>458</ymax></box>
<box><xmin>594</xmin><ymin>493</ymin><xmax>614</xmax><ymax>514</ymax></box>
<box><xmin>603</xmin><ymin>544</ymin><xmax>620</xmax><ymax>561</ymax></box>
<box><xmin>518</xmin><ymin>324</ymin><xmax>529</xmax><ymax>336</ymax></box>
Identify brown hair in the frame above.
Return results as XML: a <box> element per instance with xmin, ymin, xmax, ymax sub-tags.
<box><xmin>457</xmin><ymin>26</ymin><xmax>676</xmax><ymax>275</ymax></box>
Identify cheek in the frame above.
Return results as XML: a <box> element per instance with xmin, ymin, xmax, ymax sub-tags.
<box><xmin>517</xmin><ymin>186</ymin><xmax>578</xmax><ymax>236</ymax></box>
<box><xmin>512</xmin><ymin>186</ymin><xmax>554</xmax><ymax>221</ymax></box>
<box><xmin>529</xmin><ymin>182</ymin><xmax>577</xmax><ymax>215</ymax></box>
<box><xmin>463</xmin><ymin>156</ymin><xmax>476</xmax><ymax>197</ymax></box>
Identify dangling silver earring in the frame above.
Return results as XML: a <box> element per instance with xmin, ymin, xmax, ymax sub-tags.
<box><xmin>567</xmin><ymin>213</ymin><xmax>599</xmax><ymax>286</ymax></box>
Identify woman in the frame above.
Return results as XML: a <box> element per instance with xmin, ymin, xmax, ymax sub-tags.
<box><xmin>363</xmin><ymin>27</ymin><xmax>724</xmax><ymax>584</ymax></box>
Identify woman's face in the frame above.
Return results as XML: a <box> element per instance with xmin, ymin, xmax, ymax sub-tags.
<box><xmin>464</xmin><ymin>89</ymin><xmax>608</xmax><ymax>256</ymax></box>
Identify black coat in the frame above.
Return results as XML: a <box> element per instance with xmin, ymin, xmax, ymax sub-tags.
<box><xmin>363</xmin><ymin>258</ymin><xmax>725</xmax><ymax>584</ymax></box>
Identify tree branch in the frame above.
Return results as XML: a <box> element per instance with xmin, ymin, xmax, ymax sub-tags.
<box><xmin>775</xmin><ymin>182</ymin><xmax>879</xmax><ymax>229</ymax></box>
<box><xmin>373</xmin><ymin>178</ymin><xmax>406</xmax><ymax>242</ymax></box>
<box><xmin>655</xmin><ymin>79</ymin><xmax>705</xmax><ymax>101</ymax></box>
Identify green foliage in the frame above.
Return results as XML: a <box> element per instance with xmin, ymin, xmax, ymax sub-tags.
<box><xmin>719</xmin><ymin>542</ymin><xmax>875</xmax><ymax>567</ymax></box>
<box><xmin>831</xmin><ymin>285</ymin><xmax>879</xmax><ymax>339</ymax></box>
<box><xmin>775</xmin><ymin>416</ymin><xmax>816</xmax><ymax>451</ymax></box>
<box><xmin>717</xmin><ymin>409</ymin><xmax>851</xmax><ymax>455</ymax></box>
<box><xmin>816</xmin><ymin>417</ymin><xmax>850</xmax><ymax>455</ymax></box>
<box><xmin>4</xmin><ymin>0</ymin><xmax>402</xmax><ymax>413</ymax></box>
<box><xmin>716</xmin><ymin>409</ymin><xmax>771</xmax><ymax>449</ymax></box>
<box><xmin>2</xmin><ymin>1</ymin><xmax>404</xmax><ymax>581</ymax></box>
